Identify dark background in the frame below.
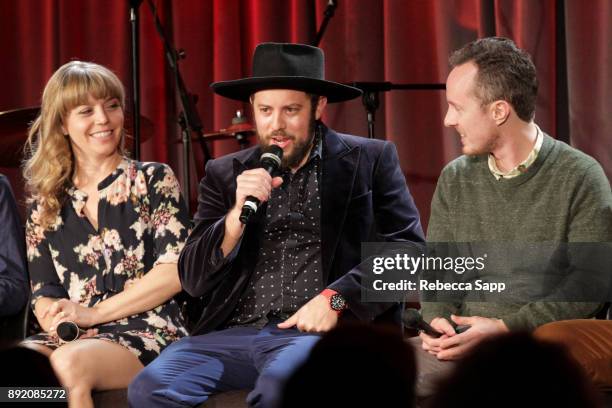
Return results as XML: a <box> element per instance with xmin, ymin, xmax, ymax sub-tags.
<box><xmin>1</xmin><ymin>0</ymin><xmax>610</xmax><ymax>229</ymax></box>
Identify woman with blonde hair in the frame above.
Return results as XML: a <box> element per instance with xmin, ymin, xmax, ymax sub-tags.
<box><xmin>21</xmin><ymin>60</ymin><xmax>190</xmax><ymax>407</ymax></box>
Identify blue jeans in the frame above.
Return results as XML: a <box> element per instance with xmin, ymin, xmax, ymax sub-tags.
<box><xmin>128</xmin><ymin>320</ymin><xmax>320</xmax><ymax>408</ymax></box>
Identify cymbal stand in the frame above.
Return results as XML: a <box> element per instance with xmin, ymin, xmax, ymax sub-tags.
<box><xmin>313</xmin><ymin>0</ymin><xmax>338</xmax><ymax>46</ymax></box>
<box><xmin>147</xmin><ymin>0</ymin><xmax>212</xmax><ymax>215</ymax></box>
<box><xmin>128</xmin><ymin>0</ymin><xmax>143</xmax><ymax>160</ymax></box>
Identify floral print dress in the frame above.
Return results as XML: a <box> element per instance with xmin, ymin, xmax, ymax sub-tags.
<box><xmin>22</xmin><ymin>158</ymin><xmax>190</xmax><ymax>365</ymax></box>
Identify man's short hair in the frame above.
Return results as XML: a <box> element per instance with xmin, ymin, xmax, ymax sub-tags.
<box><xmin>449</xmin><ymin>37</ymin><xmax>538</xmax><ymax>122</ymax></box>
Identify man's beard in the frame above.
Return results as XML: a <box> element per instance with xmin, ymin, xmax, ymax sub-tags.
<box><xmin>258</xmin><ymin>116</ymin><xmax>317</xmax><ymax>170</ymax></box>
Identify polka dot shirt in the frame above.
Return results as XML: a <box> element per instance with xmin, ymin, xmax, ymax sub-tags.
<box><xmin>227</xmin><ymin>135</ymin><xmax>324</xmax><ymax>328</ymax></box>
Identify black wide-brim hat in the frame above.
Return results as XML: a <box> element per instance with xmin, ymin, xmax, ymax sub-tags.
<box><xmin>210</xmin><ymin>43</ymin><xmax>362</xmax><ymax>103</ymax></box>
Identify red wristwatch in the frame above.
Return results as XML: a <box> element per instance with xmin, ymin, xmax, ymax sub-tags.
<box><xmin>321</xmin><ymin>289</ymin><xmax>348</xmax><ymax>314</ymax></box>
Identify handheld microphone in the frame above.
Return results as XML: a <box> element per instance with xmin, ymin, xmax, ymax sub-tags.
<box><xmin>403</xmin><ymin>309</ymin><xmax>471</xmax><ymax>337</ymax></box>
<box><xmin>56</xmin><ymin>321</ymin><xmax>86</xmax><ymax>342</ymax></box>
<box><xmin>239</xmin><ymin>145</ymin><xmax>283</xmax><ymax>224</ymax></box>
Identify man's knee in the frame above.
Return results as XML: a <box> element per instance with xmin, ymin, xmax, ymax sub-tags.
<box><xmin>128</xmin><ymin>366</ymin><xmax>163</xmax><ymax>407</ymax></box>
<box><xmin>248</xmin><ymin>374</ymin><xmax>286</xmax><ymax>408</ymax></box>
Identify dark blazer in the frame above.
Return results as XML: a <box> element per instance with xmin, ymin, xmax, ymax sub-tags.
<box><xmin>179</xmin><ymin>126</ymin><xmax>424</xmax><ymax>335</ymax></box>
<box><xmin>0</xmin><ymin>175</ymin><xmax>28</xmax><ymax>317</ymax></box>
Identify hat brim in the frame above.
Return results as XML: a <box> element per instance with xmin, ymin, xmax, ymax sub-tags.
<box><xmin>210</xmin><ymin>76</ymin><xmax>362</xmax><ymax>103</ymax></box>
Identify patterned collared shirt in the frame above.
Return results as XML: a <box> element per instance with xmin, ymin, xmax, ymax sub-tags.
<box><xmin>488</xmin><ymin>125</ymin><xmax>543</xmax><ymax>180</ymax></box>
<box><xmin>227</xmin><ymin>132</ymin><xmax>324</xmax><ymax>328</ymax></box>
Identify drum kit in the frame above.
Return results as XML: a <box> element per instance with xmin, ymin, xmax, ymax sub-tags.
<box><xmin>1</xmin><ymin>0</ymin><xmax>445</xmax><ymax>212</ymax></box>
<box><xmin>195</xmin><ymin>110</ymin><xmax>255</xmax><ymax>149</ymax></box>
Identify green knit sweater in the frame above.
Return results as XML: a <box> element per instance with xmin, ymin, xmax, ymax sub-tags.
<box><xmin>421</xmin><ymin>134</ymin><xmax>612</xmax><ymax>330</ymax></box>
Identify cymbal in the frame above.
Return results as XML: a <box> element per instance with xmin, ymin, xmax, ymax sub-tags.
<box><xmin>202</xmin><ymin>122</ymin><xmax>256</xmax><ymax>141</ymax></box>
<box><xmin>0</xmin><ymin>106</ymin><xmax>154</xmax><ymax>168</ymax></box>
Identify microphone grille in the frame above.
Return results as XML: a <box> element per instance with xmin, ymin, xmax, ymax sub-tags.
<box><xmin>56</xmin><ymin>321</ymin><xmax>79</xmax><ymax>342</ymax></box>
<box><xmin>263</xmin><ymin>144</ymin><xmax>283</xmax><ymax>158</ymax></box>
<box><xmin>261</xmin><ymin>145</ymin><xmax>283</xmax><ymax>167</ymax></box>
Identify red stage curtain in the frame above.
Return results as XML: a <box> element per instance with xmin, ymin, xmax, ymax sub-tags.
<box><xmin>1</xmin><ymin>0</ymin><xmax>610</xmax><ymax>227</ymax></box>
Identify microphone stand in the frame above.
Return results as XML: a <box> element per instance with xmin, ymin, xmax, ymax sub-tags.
<box><xmin>313</xmin><ymin>0</ymin><xmax>338</xmax><ymax>46</ymax></box>
<box><xmin>147</xmin><ymin>0</ymin><xmax>212</xmax><ymax>216</ymax></box>
<box><xmin>347</xmin><ymin>82</ymin><xmax>446</xmax><ymax>139</ymax></box>
<box><xmin>128</xmin><ymin>0</ymin><xmax>143</xmax><ymax>160</ymax></box>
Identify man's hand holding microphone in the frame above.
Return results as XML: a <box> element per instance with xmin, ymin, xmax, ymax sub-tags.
<box><xmin>221</xmin><ymin>145</ymin><xmax>283</xmax><ymax>257</ymax></box>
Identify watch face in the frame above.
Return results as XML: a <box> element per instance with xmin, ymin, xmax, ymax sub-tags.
<box><xmin>330</xmin><ymin>294</ymin><xmax>347</xmax><ymax>311</ymax></box>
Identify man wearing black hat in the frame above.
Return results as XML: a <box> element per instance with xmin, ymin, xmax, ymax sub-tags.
<box><xmin>129</xmin><ymin>42</ymin><xmax>424</xmax><ymax>408</ymax></box>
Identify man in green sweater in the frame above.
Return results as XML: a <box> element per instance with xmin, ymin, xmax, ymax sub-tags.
<box><xmin>414</xmin><ymin>37</ymin><xmax>612</xmax><ymax>395</ymax></box>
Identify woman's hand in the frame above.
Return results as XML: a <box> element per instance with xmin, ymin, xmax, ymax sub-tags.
<box><xmin>42</xmin><ymin>299</ymin><xmax>101</xmax><ymax>333</ymax></box>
